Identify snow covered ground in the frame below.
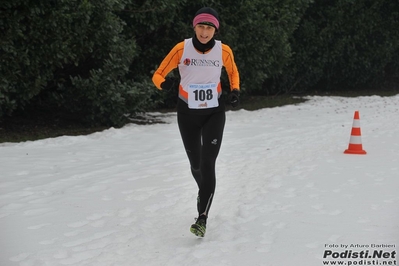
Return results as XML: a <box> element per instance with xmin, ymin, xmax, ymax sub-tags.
<box><xmin>1</xmin><ymin>95</ymin><xmax>398</xmax><ymax>266</ymax></box>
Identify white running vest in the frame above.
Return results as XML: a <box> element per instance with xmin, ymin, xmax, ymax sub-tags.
<box><xmin>178</xmin><ymin>38</ymin><xmax>223</xmax><ymax>109</ymax></box>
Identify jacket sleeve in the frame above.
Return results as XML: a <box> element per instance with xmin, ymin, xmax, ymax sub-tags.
<box><xmin>222</xmin><ymin>44</ymin><xmax>240</xmax><ymax>91</ymax></box>
<box><xmin>152</xmin><ymin>42</ymin><xmax>184</xmax><ymax>90</ymax></box>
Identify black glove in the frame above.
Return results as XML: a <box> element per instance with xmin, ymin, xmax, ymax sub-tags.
<box><xmin>160</xmin><ymin>77</ymin><xmax>177</xmax><ymax>91</ymax></box>
<box><xmin>228</xmin><ymin>89</ymin><xmax>240</xmax><ymax>108</ymax></box>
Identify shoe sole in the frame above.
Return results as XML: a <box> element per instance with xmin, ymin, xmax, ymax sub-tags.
<box><xmin>190</xmin><ymin>224</ymin><xmax>205</xmax><ymax>237</ymax></box>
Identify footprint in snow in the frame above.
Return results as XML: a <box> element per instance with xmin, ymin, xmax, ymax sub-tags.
<box><xmin>89</xmin><ymin>220</ymin><xmax>105</xmax><ymax>228</ymax></box>
<box><xmin>23</xmin><ymin>208</ymin><xmax>54</xmax><ymax>216</ymax></box>
<box><xmin>1</xmin><ymin>203</ymin><xmax>26</xmax><ymax>210</ymax></box>
<box><xmin>67</xmin><ymin>220</ymin><xmax>89</xmax><ymax>228</ymax></box>
<box><xmin>64</xmin><ymin>229</ymin><xmax>85</xmax><ymax>237</ymax></box>
<box><xmin>101</xmin><ymin>195</ymin><xmax>113</xmax><ymax>201</ymax></box>
<box><xmin>27</xmin><ymin>223</ymin><xmax>52</xmax><ymax>230</ymax></box>
<box><xmin>39</xmin><ymin>238</ymin><xmax>58</xmax><ymax>245</ymax></box>
<box><xmin>117</xmin><ymin>208</ymin><xmax>132</xmax><ymax>218</ymax></box>
<box><xmin>9</xmin><ymin>253</ymin><xmax>31</xmax><ymax>262</ymax></box>
<box><xmin>328</xmin><ymin>210</ymin><xmax>342</xmax><ymax>216</ymax></box>
<box><xmin>53</xmin><ymin>249</ymin><xmax>68</xmax><ymax>259</ymax></box>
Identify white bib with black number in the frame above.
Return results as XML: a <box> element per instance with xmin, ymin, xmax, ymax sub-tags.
<box><xmin>188</xmin><ymin>83</ymin><xmax>219</xmax><ymax>109</ymax></box>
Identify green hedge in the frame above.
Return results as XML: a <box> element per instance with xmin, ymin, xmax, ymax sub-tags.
<box><xmin>0</xmin><ymin>0</ymin><xmax>155</xmax><ymax>126</ymax></box>
<box><xmin>275</xmin><ymin>0</ymin><xmax>399</xmax><ymax>94</ymax></box>
<box><xmin>1</xmin><ymin>0</ymin><xmax>398</xmax><ymax>126</ymax></box>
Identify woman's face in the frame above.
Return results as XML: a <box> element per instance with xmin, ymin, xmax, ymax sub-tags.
<box><xmin>194</xmin><ymin>24</ymin><xmax>216</xmax><ymax>44</ymax></box>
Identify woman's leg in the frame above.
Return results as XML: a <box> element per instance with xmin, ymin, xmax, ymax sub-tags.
<box><xmin>198</xmin><ymin>111</ymin><xmax>226</xmax><ymax>217</ymax></box>
<box><xmin>177</xmin><ymin>112</ymin><xmax>203</xmax><ymax>188</ymax></box>
<box><xmin>177</xmin><ymin>111</ymin><xmax>226</xmax><ymax>218</ymax></box>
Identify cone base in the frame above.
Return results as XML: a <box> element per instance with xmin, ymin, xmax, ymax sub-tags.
<box><xmin>344</xmin><ymin>149</ymin><xmax>367</xmax><ymax>155</ymax></box>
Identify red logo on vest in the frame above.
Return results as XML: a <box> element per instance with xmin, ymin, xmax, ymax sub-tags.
<box><xmin>183</xmin><ymin>58</ymin><xmax>191</xmax><ymax>66</ymax></box>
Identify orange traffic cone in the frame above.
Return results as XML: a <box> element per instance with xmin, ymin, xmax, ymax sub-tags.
<box><xmin>344</xmin><ymin>111</ymin><xmax>367</xmax><ymax>155</ymax></box>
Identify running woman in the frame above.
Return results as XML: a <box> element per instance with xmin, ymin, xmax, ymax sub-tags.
<box><xmin>152</xmin><ymin>7</ymin><xmax>240</xmax><ymax>237</ymax></box>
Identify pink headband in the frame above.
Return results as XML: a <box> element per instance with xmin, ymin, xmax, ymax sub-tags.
<box><xmin>193</xmin><ymin>13</ymin><xmax>219</xmax><ymax>29</ymax></box>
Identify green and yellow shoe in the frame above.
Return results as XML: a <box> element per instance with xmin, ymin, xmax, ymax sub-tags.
<box><xmin>190</xmin><ymin>216</ymin><xmax>206</xmax><ymax>237</ymax></box>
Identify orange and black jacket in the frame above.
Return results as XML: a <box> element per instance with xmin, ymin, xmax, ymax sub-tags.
<box><xmin>152</xmin><ymin>40</ymin><xmax>240</xmax><ymax>114</ymax></box>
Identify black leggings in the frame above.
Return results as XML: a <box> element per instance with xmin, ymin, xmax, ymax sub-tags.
<box><xmin>177</xmin><ymin>111</ymin><xmax>226</xmax><ymax>217</ymax></box>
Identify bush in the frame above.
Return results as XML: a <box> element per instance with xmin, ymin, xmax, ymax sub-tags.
<box><xmin>0</xmin><ymin>0</ymin><xmax>156</xmax><ymax>126</ymax></box>
<box><xmin>1</xmin><ymin>0</ymin><xmax>398</xmax><ymax>127</ymax></box>
<box><xmin>216</xmin><ymin>0</ymin><xmax>312</xmax><ymax>95</ymax></box>
<box><xmin>276</xmin><ymin>0</ymin><xmax>399</xmax><ymax>94</ymax></box>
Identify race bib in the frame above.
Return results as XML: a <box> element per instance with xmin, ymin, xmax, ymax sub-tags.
<box><xmin>187</xmin><ymin>83</ymin><xmax>219</xmax><ymax>109</ymax></box>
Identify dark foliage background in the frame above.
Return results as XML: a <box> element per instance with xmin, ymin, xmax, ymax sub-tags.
<box><xmin>1</xmin><ymin>0</ymin><xmax>398</xmax><ymax>126</ymax></box>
